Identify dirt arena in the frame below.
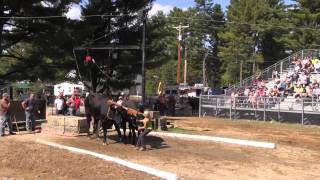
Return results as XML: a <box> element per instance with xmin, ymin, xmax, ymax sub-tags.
<box><xmin>1</xmin><ymin>117</ymin><xmax>320</xmax><ymax>180</ymax></box>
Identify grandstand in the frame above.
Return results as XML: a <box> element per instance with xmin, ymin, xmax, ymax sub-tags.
<box><xmin>200</xmin><ymin>49</ymin><xmax>320</xmax><ymax>125</ymax></box>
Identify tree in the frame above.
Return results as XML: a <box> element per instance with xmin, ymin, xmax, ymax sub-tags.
<box><xmin>218</xmin><ymin>0</ymin><xmax>273</xmax><ymax>85</ymax></box>
<box><xmin>145</xmin><ymin>1</ymin><xmax>225</xmax><ymax>94</ymax></box>
<box><xmin>72</xmin><ymin>0</ymin><xmax>154</xmax><ymax>93</ymax></box>
<box><xmin>0</xmin><ymin>0</ymin><xmax>79</xmax><ymax>82</ymax></box>
<box><xmin>194</xmin><ymin>0</ymin><xmax>225</xmax><ymax>86</ymax></box>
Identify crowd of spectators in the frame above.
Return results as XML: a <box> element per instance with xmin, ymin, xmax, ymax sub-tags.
<box><xmin>230</xmin><ymin>55</ymin><xmax>320</xmax><ymax>106</ymax></box>
<box><xmin>54</xmin><ymin>91</ymin><xmax>82</xmax><ymax>116</ymax></box>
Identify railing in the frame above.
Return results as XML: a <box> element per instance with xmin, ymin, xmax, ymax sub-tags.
<box><xmin>199</xmin><ymin>95</ymin><xmax>320</xmax><ymax>125</ymax></box>
<box><xmin>233</xmin><ymin>49</ymin><xmax>320</xmax><ymax>88</ymax></box>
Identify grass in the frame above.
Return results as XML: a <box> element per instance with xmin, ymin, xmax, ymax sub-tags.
<box><xmin>201</xmin><ymin>116</ymin><xmax>320</xmax><ymax>133</ymax></box>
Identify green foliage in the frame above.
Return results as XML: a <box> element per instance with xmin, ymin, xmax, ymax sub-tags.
<box><xmin>71</xmin><ymin>0</ymin><xmax>154</xmax><ymax>93</ymax></box>
<box><xmin>0</xmin><ymin>0</ymin><xmax>80</xmax><ymax>85</ymax></box>
<box><xmin>146</xmin><ymin>0</ymin><xmax>225</xmax><ymax>94</ymax></box>
<box><xmin>1</xmin><ymin>0</ymin><xmax>320</xmax><ymax>93</ymax></box>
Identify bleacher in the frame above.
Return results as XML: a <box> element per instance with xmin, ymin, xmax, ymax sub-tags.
<box><xmin>199</xmin><ymin>49</ymin><xmax>320</xmax><ymax>125</ymax></box>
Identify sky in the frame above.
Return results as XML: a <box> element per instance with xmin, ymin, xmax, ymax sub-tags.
<box><xmin>66</xmin><ymin>0</ymin><xmax>296</xmax><ymax>20</ymax></box>
<box><xmin>151</xmin><ymin>0</ymin><xmax>295</xmax><ymax>15</ymax></box>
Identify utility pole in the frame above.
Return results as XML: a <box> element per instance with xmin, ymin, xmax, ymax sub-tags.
<box><xmin>203</xmin><ymin>52</ymin><xmax>209</xmax><ymax>87</ymax></box>
<box><xmin>173</xmin><ymin>23</ymin><xmax>189</xmax><ymax>84</ymax></box>
<box><xmin>184</xmin><ymin>46</ymin><xmax>188</xmax><ymax>84</ymax></box>
<box><xmin>141</xmin><ymin>9</ymin><xmax>147</xmax><ymax>105</ymax></box>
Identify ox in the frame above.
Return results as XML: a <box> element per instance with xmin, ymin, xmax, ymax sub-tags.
<box><xmin>85</xmin><ymin>93</ymin><xmax>143</xmax><ymax>145</ymax></box>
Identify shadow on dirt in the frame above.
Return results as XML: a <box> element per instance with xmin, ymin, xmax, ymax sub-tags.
<box><xmin>89</xmin><ymin>134</ymin><xmax>170</xmax><ymax>150</ymax></box>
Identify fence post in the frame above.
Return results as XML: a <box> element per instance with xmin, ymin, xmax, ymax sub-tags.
<box><xmin>278</xmin><ymin>98</ymin><xmax>281</xmax><ymax>121</ymax></box>
<box><xmin>199</xmin><ymin>95</ymin><xmax>202</xmax><ymax>118</ymax></box>
<box><xmin>312</xmin><ymin>95</ymin><xmax>314</xmax><ymax>110</ymax></box>
<box><xmin>263</xmin><ymin>97</ymin><xmax>266</xmax><ymax>121</ymax></box>
<box><xmin>302</xmin><ymin>98</ymin><xmax>304</xmax><ymax>125</ymax></box>
<box><xmin>280</xmin><ymin>61</ymin><xmax>283</xmax><ymax>73</ymax></box>
<box><xmin>229</xmin><ymin>97</ymin><xmax>232</xmax><ymax>120</ymax></box>
<box><xmin>254</xmin><ymin>97</ymin><xmax>257</xmax><ymax>120</ymax></box>
<box><xmin>234</xmin><ymin>97</ymin><xmax>237</xmax><ymax>119</ymax></box>
<box><xmin>215</xmin><ymin>96</ymin><xmax>218</xmax><ymax>116</ymax></box>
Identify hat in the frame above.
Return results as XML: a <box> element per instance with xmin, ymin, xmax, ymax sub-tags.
<box><xmin>119</xmin><ymin>96</ymin><xmax>123</xmax><ymax>99</ymax></box>
<box><xmin>2</xmin><ymin>93</ymin><xmax>8</xmax><ymax>97</ymax></box>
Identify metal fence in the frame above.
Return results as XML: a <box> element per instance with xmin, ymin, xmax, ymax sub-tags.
<box><xmin>234</xmin><ymin>49</ymin><xmax>320</xmax><ymax>88</ymax></box>
<box><xmin>199</xmin><ymin>95</ymin><xmax>320</xmax><ymax>125</ymax></box>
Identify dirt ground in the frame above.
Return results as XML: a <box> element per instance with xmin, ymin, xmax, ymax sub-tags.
<box><xmin>1</xmin><ymin>116</ymin><xmax>320</xmax><ymax>180</ymax></box>
<box><xmin>0</xmin><ymin>136</ymin><xmax>160</xmax><ymax>180</ymax></box>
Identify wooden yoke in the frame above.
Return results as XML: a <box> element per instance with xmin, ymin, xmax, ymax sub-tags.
<box><xmin>106</xmin><ymin>100</ymin><xmax>143</xmax><ymax>117</ymax></box>
<box><xmin>126</xmin><ymin>107</ymin><xmax>143</xmax><ymax>116</ymax></box>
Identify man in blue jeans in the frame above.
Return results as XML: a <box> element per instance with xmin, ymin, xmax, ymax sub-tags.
<box><xmin>21</xmin><ymin>93</ymin><xmax>36</xmax><ymax>132</ymax></box>
<box><xmin>0</xmin><ymin>93</ymin><xmax>14</xmax><ymax>136</ymax></box>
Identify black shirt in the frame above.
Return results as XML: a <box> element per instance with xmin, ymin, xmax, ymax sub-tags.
<box><xmin>24</xmin><ymin>99</ymin><xmax>36</xmax><ymax>112</ymax></box>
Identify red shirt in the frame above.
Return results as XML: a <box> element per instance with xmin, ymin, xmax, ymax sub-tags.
<box><xmin>75</xmin><ymin>97</ymin><xmax>81</xmax><ymax>109</ymax></box>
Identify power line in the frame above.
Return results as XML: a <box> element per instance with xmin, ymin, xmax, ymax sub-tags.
<box><xmin>1</xmin><ymin>12</ymin><xmax>318</xmax><ymax>32</ymax></box>
<box><xmin>165</xmin><ymin>16</ymin><xmax>320</xmax><ymax>32</ymax></box>
<box><xmin>0</xmin><ymin>14</ymin><xmax>132</xmax><ymax>20</ymax></box>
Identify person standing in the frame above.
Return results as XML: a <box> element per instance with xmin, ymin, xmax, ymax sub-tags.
<box><xmin>0</xmin><ymin>93</ymin><xmax>14</xmax><ymax>136</ymax></box>
<box><xmin>74</xmin><ymin>94</ymin><xmax>81</xmax><ymax>115</ymax></box>
<box><xmin>67</xmin><ymin>94</ymin><xmax>76</xmax><ymax>115</ymax></box>
<box><xmin>21</xmin><ymin>93</ymin><xmax>36</xmax><ymax>132</ymax></box>
<box><xmin>167</xmin><ymin>94</ymin><xmax>176</xmax><ymax>116</ymax></box>
<box><xmin>159</xmin><ymin>94</ymin><xmax>166</xmax><ymax>116</ymax></box>
<box><xmin>54</xmin><ymin>95</ymin><xmax>65</xmax><ymax>115</ymax></box>
<box><xmin>208</xmin><ymin>88</ymin><xmax>213</xmax><ymax>95</ymax></box>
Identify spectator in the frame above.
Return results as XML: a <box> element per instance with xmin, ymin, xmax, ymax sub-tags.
<box><xmin>167</xmin><ymin>94</ymin><xmax>176</xmax><ymax>116</ymax></box>
<box><xmin>159</xmin><ymin>94</ymin><xmax>166</xmax><ymax>116</ymax></box>
<box><xmin>207</xmin><ymin>88</ymin><xmax>213</xmax><ymax>95</ymax></box>
<box><xmin>272</xmin><ymin>70</ymin><xmax>278</xmax><ymax>80</ymax></box>
<box><xmin>0</xmin><ymin>93</ymin><xmax>15</xmax><ymax>136</ymax></box>
<box><xmin>54</xmin><ymin>95</ymin><xmax>65</xmax><ymax>115</ymax></box>
<box><xmin>21</xmin><ymin>93</ymin><xmax>36</xmax><ymax>132</ymax></box>
<box><xmin>74</xmin><ymin>94</ymin><xmax>81</xmax><ymax>115</ymax></box>
<box><xmin>306</xmin><ymin>86</ymin><xmax>313</xmax><ymax>98</ymax></box>
<box><xmin>294</xmin><ymin>84</ymin><xmax>305</xmax><ymax>100</ymax></box>
<box><xmin>67</xmin><ymin>94</ymin><xmax>76</xmax><ymax>115</ymax></box>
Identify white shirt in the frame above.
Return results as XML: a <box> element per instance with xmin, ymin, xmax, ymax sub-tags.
<box><xmin>54</xmin><ymin>98</ymin><xmax>64</xmax><ymax>110</ymax></box>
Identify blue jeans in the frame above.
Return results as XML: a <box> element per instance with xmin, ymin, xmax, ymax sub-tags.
<box><xmin>25</xmin><ymin>111</ymin><xmax>35</xmax><ymax>131</ymax></box>
<box><xmin>0</xmin><ymin>115</ymin><xmax>12</xmax><ymax>136</ymax></box>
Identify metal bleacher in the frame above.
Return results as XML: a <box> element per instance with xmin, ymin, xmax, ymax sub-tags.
<box><xmin>200</xmin><ymin>49</ymin><xmax>320</xmax><ymax>125</ymax></box>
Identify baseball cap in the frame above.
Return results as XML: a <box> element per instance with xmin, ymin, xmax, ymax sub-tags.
<box><xmin>2</xmin><ymin>93</ymin><xmax>9</xmax><ymax>97</ymax></box>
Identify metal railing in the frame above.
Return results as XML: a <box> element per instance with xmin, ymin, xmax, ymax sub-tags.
<box><xmin>199</xmin><ymin>95</ymin><xmax>320</xmax><ymax>125</ymax></box>
<box><xmin>233</xmin><ymin>49</ymin><xmax>320</xmax><ymax>88</ymax></box>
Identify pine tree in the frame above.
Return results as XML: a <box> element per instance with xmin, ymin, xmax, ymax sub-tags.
<box><xmin>72</xmin><ymin>0</ymin><xmax>154</xmax><ymax>93</ymax></box>
<box><xmin>0</xmin><ymin>0</ymin><xmax>79</xmax><ymax>82</ymax></box>
<box><xmin>219</xmin><ymin>0</ymin><xmax>272</xmax><ymax>85</ymax></box>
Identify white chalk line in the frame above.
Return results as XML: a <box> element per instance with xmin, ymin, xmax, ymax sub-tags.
<box><xmin>36</xmin><ymin>139</ymin><xmax>178</xmax><ymax>180</ymax></box>
<box><xmin>151</xmin><ymin>132</ymin><xmax>276</xmax><ymax>149</ymax></box>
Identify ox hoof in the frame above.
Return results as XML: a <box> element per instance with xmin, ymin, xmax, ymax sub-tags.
<box><xmin>103</xmin><ymin>142</ymin><xmax>109</xmax><ymax>146</ymax></box>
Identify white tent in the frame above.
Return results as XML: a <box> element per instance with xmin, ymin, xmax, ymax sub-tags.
<box><xmin>53</xmin><ymin>82</ymin><xmax>84</xmax><ymax>96</ymax></box>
